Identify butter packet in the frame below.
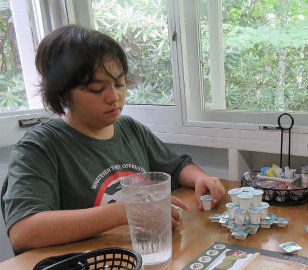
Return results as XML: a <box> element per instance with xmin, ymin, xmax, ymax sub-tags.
<box><xmin>260</xmin><ymin>218</ymin><xmax>273</xmax><ymax>228</ymax></box>
<box><xmin>219</xmin><ymin>218</ymin><xmax>229</xmax><ymax>227</ymax></box>
<box><xmin>273</xmin><ymin>217</ymin><xmax>289</xmax><ymax>227</ymax></box>
<box><xmin>279</xmin><ymin>242</ymin><xmax>302</xmax><ymax>254</ymax></box>
<box><xmin>222</xmin><ymin>211</ymin><xmax>229</xmax><ymax>219</ymax></box>
<box><xmin>229</xmin><ymin>223</ymin><xmax>243</xmax><ymax>232</ymax></box>
<box><xmin>243</xmin><ymin>223</ymin><xmax>260</xmax><ymax>234</ymax></box>
<box><xmin>231</xmin><ymin>229</ymin><xmax>249</xmax><ymax>240</ymax></box>
<box><xmin>262</xmin><ymin>213</ymin><xmax>276</xmax><ymax>220</ymax></box>
<box><xmin>209</xmin><ymin>213</ymin><xmax>223</xmax><ymax>223</ymax></box>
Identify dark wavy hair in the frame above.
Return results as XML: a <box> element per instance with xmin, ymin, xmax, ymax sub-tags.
<box><xmin>35</xmin><ymin>24</ymin><xmax>130</xmax><ymax>115</ymax></box>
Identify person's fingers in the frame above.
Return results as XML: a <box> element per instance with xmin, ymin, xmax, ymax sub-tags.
<box><xmin>195</xmin><ymin>177</ymin><xmax>226</xmax><ymax>209</ymax></box>
<box><xmin>207</xmin><ymin>177</ymin><xmax>222</xmax><ymax>203</ymax></box>
<box><xmin>213</xmin><ymin>180</ymin><xmax>226</xmax><ymax>203</ymax></box>
<box><xmin>171</xmin><ymin>196</ymin><xmax>188</xmax><ymax>210</ymax></box>
<box><xmin>194</xmin><ymin>181</ymin><xmax>205</xmax><ymax>209</ymax></box>
<box><xmin>171</xmin><ymin>204</ymin><xmax>181</xmax><ymax>227</ymax></box>
<box><xmin>172</xmin><ymin>217</ymin><xmax>180</xmax><ymax>228</ymax></box>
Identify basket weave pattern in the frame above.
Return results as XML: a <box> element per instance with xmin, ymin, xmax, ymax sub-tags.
<box><xmin>33</xmin><ymin>247</ymin><xmax>142</xmax><ymax>270</ymax></box>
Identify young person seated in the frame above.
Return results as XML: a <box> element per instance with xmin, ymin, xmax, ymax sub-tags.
<box><xmin>3</xmin><ymin>24</ymin><xmax>226</xmax><ymax>253</ymax></box>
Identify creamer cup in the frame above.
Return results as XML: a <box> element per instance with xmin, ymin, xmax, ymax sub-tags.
<box><xmin>260</xmin><ymin>201</ymin><xmax>270</xmax><ymax>219</ymax></box>
<box><xmin>242</xmin><ymin>186</ymin><xmax>255</xmax><ymax>193</ymax></box>
<box><xmin>234</xmin><ymin>207</ymin><xmax>247</xmax><ymax>225</ymax></box>
<box><xmin>248</xmin><ymin>207</ymin><xmax>262</xmax><ymax>224</ymax></box>
<box><xmin>226</xmin><ymin>202</ymin><xmax>237</xmax><ymax>219</ymax></box>
<box><xmin>252</xmin><ymin>189</ymin><xmax>264</xmax><ymax>207</ymax></box>
<box><xmin>227</xmin><ymin>188</ymin><xmax>242</xmax><ymax>205</ymax></box>
<box><xmin>200</xmin><ymin>194</ymin><xmax>212</xmax><ymax>210</ymax></box>
<box><xmin>238</xmin><ymin>192</ymin><xmax>253</xmax><ymax>210</ymax></box>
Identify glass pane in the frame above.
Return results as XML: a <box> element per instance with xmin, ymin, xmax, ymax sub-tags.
<box><xmin>201</xmin><ymin>0</ymin><xmax>308</xmax><ymax>112</ymax></box>
<box><xmin>0</xmin><ymin>1</ymin><xmax>28</xmax><ymax>112</ymax></box>
<box><xmin>90</xmin><ymin>0</ymin><xmax>174</xmax><ymax>105</ymax></box>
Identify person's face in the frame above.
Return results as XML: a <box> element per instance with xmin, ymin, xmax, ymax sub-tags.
<box><xmin>67</xmin><ymin>59</ymin><xmax>126</xmax><ymax>130</ymax></box>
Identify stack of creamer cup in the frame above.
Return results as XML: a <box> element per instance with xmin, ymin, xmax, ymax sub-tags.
<box><xmin>208</xmin><ymin>186</ymin><xmax>288</xmax><ymax>240</ymax></box>
<box><xmin>227</xmin><ymin>186</ymin><xmax>269</xmax><ymax>227</ymax></box>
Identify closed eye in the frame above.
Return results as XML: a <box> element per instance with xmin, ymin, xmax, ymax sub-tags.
<box><xmin>116</xmin><ymin>84</ymin><xmax>125</xmax><ymax>89</ymax></box>
<box><xmin>87</xmin><ymin>88</ymin><xmax>105</xmax><ymax>94</ymax></box>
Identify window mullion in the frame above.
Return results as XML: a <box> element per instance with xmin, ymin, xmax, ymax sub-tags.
<box><xmin>33</xmin><ymin>0</ymin><xmax>68</xmax><ymax>35</ymax></box>
<box><xmin>167</xmin><ymin>0</ymin><xmax>185</xmax><ymax>125</ymax></box>
<box><xmin>208</xmin><ymin>0</ymin><xmax>226</xmax><ymax>110</ymax></box>
<box><xmin>178</xmin><ymin>0</ymin><xmax>204</xmax><ymax>123</ymax></box>
<box><xmin>65</xmin><ymin>0</ymin><xmax>91</xmax><ymax>27</ymax></box>
<box><xmin>10</xmin><ymin>0</ymin><xmax>40</xmax><ymax>109</ymax></box>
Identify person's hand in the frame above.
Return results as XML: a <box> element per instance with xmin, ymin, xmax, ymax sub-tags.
<box><xmin>194</xmin><ymin>176</ymin><xmax>226</xmax><ymax>209</ymax></box>
<box><xmin>171</xmin><ymin>196</ymin><xmax>188</xmax><ymax>227</ymax></box>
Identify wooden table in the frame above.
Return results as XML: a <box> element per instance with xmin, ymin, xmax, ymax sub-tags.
<box><xmin>0</xmin><ymin>180</ymin><xmax>307</xmax><ymax>269</ymax></box>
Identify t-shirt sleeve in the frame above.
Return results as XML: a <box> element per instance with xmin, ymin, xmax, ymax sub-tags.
<box><xmin>146</xmin><ymin>132</ymin><xmax>194</xmax><ymax>190</ymax></box>
<box><xmin>125</xmin><ymin>116</ymin><xmax>194</xmax><ymax>190</ymax></box>
<box><xmin>3</xmin><ymin>133</ymin><xmax>60</xmax><ymax>232</ymax></box>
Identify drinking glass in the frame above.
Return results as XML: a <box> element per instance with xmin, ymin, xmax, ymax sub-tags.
<box><xmin>121</xmin><ymin>172</ymin><xmax>172</xmax><ymax>270</ymax></box>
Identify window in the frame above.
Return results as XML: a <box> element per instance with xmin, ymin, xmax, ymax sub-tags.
<box><xmin>89</xmin><ymin>0</ymin><xmax>174</xmax><ymax>106</ymax></box>
<box><xmin>0</xmin><ymin>0</ymin><xmax>59</xmax><ymax>114</ymax></box>
<box><xmin>0</xmin><ymin>0</ymin><xmax>61</xmax><ymax>147</ymax></box>
<box><xmin>0</xmin><ymin>0</ymin><xmax>28</xmax><ymax>112</ymax></box>
<box><xmin>183</xmin><ymin>0</ymin><xmax>308</xmax><ymax>127</ymax></box>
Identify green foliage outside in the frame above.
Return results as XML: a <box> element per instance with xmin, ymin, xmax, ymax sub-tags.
<box><xmin>0</xmin><ymin>0</ymin><xmax>27</xmax><ymax>112</ymax></box>
<box><xmin>221</xmin><ymin>0</ymin><xmax>308</xmax><ymax>112</ymax></box>
<box><xmin>92</xmin><ymin>0</ymin><xmax>307</xmax><ymax>111</ymax></box>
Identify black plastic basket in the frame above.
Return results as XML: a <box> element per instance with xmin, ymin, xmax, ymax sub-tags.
<box><xmin>241</xmin><ymin>171</ymin><xmax>308</xmax><ymax>206</ymax></box>
<box><xmin>33</xmin><ymin>247</ymin><xmax>142</xmax><ymax>270</ymax></box>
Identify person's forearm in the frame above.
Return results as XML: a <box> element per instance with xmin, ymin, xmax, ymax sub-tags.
<box><xmin>178</xmin><ymin>164</ymin><xmax>209</xmax><ymax>188</ymax></box>
<box><xmin>9</xmin><ymin>202</ymin><xmax>127</xmax><ymax>253</ymax></box>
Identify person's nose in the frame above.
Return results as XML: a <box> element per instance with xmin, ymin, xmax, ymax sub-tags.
<box><xmin>105</xmin><ymin>84</ymin><xmax>120</xmax><ymax>104</ymax></box>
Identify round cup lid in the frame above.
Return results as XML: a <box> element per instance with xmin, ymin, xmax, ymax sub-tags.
<box><xmin>228</xmin><ymin>188</ymin><xmax>242</xmax><ymax>195</ymax></box>
<box><xmin>248</xmin><ymin>207</ymin><xmax>262</xmax><ymax>213</ymax></box>
<box><xmin>242</xmin><ymin>186</ymin><xmax>255</xmax><ymax>192</ymax></box>
<box><xmin>226</xmin><ymin>202</ymin><xmax>236</xmax><ymax>208</ymax></box>
<box><xmin>234</xmin><ymin>207</ymin><xmax>247</xmax><ymax>214</ymax></box>
<box><xmin>238</xmin><ymin>192</ymin><xmax>253</xmax><ymax>199</ymax></box>
<box><xmin>260</xmin><ymin>201</ymin><xmax>269</xmax><ymax>208</ymax></box>
<box><xmin>252</xmin><ymin>189</ymin><xmax>264</xmax><ymax>195</ymax></box>
<box><xmin>200</xmin><ymin>194</ymin><xmax>212</xmax><ymax>201</ymax></box>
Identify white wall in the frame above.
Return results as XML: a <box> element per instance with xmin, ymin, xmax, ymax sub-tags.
<box><xmin>167</xmin><ymin>144</ymin><xmax>229</xmax><ymax>179</ymax></box>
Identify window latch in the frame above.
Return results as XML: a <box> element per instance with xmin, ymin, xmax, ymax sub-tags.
<box><xmin>172</xmin><ymin>31</ymin><xmax>177</xmax><ymax>41</ymax></box>
<box><xmin>18</xmin><ymin>117</ymin><xmax>48</xmax><ymax>128</ymax></box>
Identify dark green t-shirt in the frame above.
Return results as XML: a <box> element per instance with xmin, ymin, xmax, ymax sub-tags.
<box><xmin>4</xmin><ymin>115</ymin><xmax>193</xmax><ymax>230</ymax></box>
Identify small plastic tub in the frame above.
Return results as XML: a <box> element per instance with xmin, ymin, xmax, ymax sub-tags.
<box><xmin>200</xmin><ymin>194</ymin><xmax>212</xmax><ymax>210</ymax></box>
<box><xmin>227</xmin><ymin>188</ymin><xmax>242</xmax><ymax>205</ymax></box>
<box><xmin>238</xmin><ymin>192</ymin><xmax>253</xmax><ymax>210</ymax></box>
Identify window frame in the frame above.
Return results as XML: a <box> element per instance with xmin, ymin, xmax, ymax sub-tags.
<box><xmin>0</xmin><ymin>0</ymin><xmax>52</xmax><ymax>147</ymax></box>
